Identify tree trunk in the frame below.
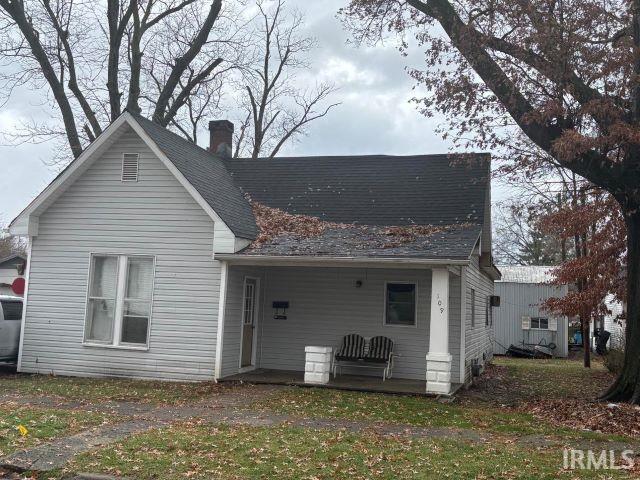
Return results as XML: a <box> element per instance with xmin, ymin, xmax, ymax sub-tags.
<box><xmin>601</xmin><ymin>207</ymin><xmax>640</xmax><ymax>403</ymax></box>
<box><xmin>582</xmin><ymin>317</ymin><xmax>591</xmax><ymax>368</ymax></box>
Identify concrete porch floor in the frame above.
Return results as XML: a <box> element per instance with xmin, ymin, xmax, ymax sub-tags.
<box><xmin>220</xmin><ymin>368</ymin><xmax>461</xmax><ymax>396</ymax></box>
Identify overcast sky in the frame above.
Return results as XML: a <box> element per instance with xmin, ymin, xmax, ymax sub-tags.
<box><xmin>0</xmin><ymin>0</ymin><xmax>507</xmax><ymax>227</ymax></box>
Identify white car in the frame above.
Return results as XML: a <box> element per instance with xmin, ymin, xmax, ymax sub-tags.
<box><xmin>0</xmin><ymin>295</ymin><xmax>23</xmax><ymax>362</ymax></box>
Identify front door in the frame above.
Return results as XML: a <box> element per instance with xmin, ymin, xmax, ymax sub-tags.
<box><xmin>241</xmin><ymin>278</ymin><xmax>258</xmax><ymax>368</ymax></box>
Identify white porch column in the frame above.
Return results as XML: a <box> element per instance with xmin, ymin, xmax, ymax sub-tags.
<box><xmin>426</xmin><ymin>268</ymin><xmax>452</xmax><ymax>395</ymax></box>
<box><xmin>304</xmin><ymin>346</ymin><xmax>332</xmax><ymax>384</ymax></box>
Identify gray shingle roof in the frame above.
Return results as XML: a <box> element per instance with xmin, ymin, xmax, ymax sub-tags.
<box><xmin>131</xmin><ymin>113</ymin><xmax>258</xmax><ymax>239</ymax></box>
<box><xmin>225</xmin><ymin>154</ymin><xmax>489</xmax><ymax>227</ymax></box>
<box><xmin>131</xmin><ymin>114</ymin><xmax>490</xmax><ymax>260</ymax></box>
<box><xmin>244</xmin><ymin>224</ymin><xmax>481</xmax><ymax>259</ymax></box>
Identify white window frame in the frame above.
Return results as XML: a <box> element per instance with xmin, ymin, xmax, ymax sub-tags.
<box><xmin>530</xmin><ymin>317</ymin><xmax>550</xmax><ymax>330</ymax></box>
<box><xmin>83</xmin><ymin>254</ymin><xmax>155</xmax><ymax>350</ymax></box>
<box><xmin>471</xmin><ymin>288</ymin><xmax>476</xmax><ymax>327</ymax></box>
<box><xmin>485</xmin><ymin>296</ymin><xmax>491</xmax><ymax>327</ymax></box>
<box><xmin>383</xmin><ymin>281</ymin><xmax>418</xmax><ymax>328</ymax></box>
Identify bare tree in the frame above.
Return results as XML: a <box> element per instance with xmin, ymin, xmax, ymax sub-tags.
<box><xmin>235</xmin><ymin>0</ymin><xmax>339</xmax><ymax>159</ymax></box>
<box><xmin>0</xmin><ymin>0</ymin><xmax>248</xmax><ymax>159</ymax></box>
<box><xmin>494</xmin><ymin>200</ymin><xmax>569</xmax><ymax>266</ymax></box>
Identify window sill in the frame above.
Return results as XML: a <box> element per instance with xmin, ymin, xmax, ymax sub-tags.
<box><xmin>82</xmin><ymin>342</ymin><xmax>149</xmax><ymax>352</ymax></box>
<box><xmin>383</xmin><ymin>323</ymin><xmax>418</xmax><ymax>328</ymax></box>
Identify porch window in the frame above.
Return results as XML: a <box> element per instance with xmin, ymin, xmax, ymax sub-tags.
<box><xmin>84</xmin><ymin>254</ymin><xmax>154</xmax><ymax>347</ymax></box>
<box><xmin>384</xmin><ymin>282</ymin><xmax>416</xmax><ymax>326</ymax></box>
<box><xmin>530</xmin><ymin>317</ymin><xmax>549</xmax><ymax>330</ymax></box>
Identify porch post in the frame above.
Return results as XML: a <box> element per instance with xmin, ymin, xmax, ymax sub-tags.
<box><xmin>426</xmin><ymin>268</ymin><xmax>452</xmax><ymax>395</ymax></box>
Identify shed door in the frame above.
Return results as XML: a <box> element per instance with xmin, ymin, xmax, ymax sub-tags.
<box><xmin>241</xmin><ymin>278</ymin><xmax>257</xmax><ymax>368</ymax></box>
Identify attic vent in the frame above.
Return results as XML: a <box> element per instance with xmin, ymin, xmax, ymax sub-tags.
<box><xmin>121</xmin><ymin>153</ymin><xmax>139</xmax><ymax>182</ymax></box>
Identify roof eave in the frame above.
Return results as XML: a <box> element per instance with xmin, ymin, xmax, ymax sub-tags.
<box><xmin>215</xmin><ymin>253</ymin><xmax>470</xmax><ymax>268</ymax></box>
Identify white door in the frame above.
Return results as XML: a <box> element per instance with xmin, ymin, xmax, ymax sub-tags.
<box><xmin>241</xmin><ymin>278</ymin><xmax>258</xmax><ymax>368</ymax></box>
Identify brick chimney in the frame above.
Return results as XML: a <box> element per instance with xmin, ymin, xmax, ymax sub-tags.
<box><xmin>208</xmin><ymin>120</ymin><xmax>234</xmax><ymax>157</ymax></box>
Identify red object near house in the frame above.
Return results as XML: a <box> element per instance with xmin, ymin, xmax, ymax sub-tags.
<box><xmin>11</xmin><ymin>277</ymin><xmax>25</xmax><ymax>295</ymax></box>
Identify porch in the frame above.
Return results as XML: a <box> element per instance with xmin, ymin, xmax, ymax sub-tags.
<box><xmin>221</xmin><ymin>368</ymin><xmax>464</xmax><ymax>396</ymax></box>
<box><xmin>216</xmin><ymin>262</ymin><xmax>464</xmax><ymax>395</ymax></box>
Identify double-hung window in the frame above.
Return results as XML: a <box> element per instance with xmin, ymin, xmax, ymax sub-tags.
<box><xmin>384</xmin><ymin>282</ymin><xmax>417</xmax><ymax>326</ymax></box>
<box><xmin>84</xmin><ymin>255</ymin><xmax>154</xmax><ymax>348</ymax></box>
<box><xmin>530</xmin><ymin>317</ymin><xmax>549</xmax><ymax>330</ymax></box>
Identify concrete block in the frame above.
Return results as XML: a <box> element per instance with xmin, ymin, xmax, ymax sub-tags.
<box><xmin>305</xmin><ymin>346</ymin><xmax>333</xmax><ymax>354</ymax></box>
<box><xmin>306</xmin><ymin>353</ymin><xmax>329</xmax><ymax>363</ymax></box>
<box><xmin>426</xmin><ymin>381</ymin><xmax>451</xmax><ymax>395</ymax></box>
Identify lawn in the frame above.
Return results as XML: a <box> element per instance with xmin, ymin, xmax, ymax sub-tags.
<box><xmin>0</xmin><ymin>403</ymin><xmax>112</xmax><ymax>457</ymax></box>
<box><xmin>248</xmin><ymin>357</ymin><xmax>635</xmax><ymax>440</ymax></box>
<box><xmin>58</xmin><ymin>423</ymin><xmax>632</xmax><ymax>480</ymax></box>
<box><xmin>2</xmin><ymin>357</ymin><xmax>638</xmax><ymax>479</ymax></box>
<box><xmin>0</xmin><ymin>372</ymin><xmax>230</xmax><ymax>405</ymax></box>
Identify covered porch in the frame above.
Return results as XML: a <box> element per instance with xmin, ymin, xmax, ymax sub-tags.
<box><xmin>215</xmin><ymin>257</ymin><xmax>466</xmax><ymax>395</ymax></box>
<box><xmin>220</xmin><ymin>368</ymin><xmax>453</xmax><ymax>395</ymax></box>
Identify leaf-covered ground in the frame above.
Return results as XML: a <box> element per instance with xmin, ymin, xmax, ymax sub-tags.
<box><xmin>0</xmin><ymin>404</ymin><xmax>112</xmax><ymax>457</ymax></box>
<box><xmin>2</xmin><ymin>357</ymin><xmax>639</xmax><ymax>479</ymax></box>
<box><xmin>248</xmin><ymin>357</ymin><xmax>638</xmax><ymax>439</ymax></box>
<box><xmin>59</xmin><ymin>423</ymin><xmax>631</xmax><ymax>480</ymax></box>
<box><xmin>0</xmin><ymin>372</ymin><xmax>232</xmax><ymax>405</ymax></box>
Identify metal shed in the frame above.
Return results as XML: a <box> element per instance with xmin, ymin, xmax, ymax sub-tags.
<box><xmin>494</xmin><ymin>266</ymin><xmax>569</xmax><ymax>357</ymax></box>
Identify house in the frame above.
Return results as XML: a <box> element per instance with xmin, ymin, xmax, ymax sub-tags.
<box><xmin>0</xmin><ymin>254</ymin><xmax>26</xmax><ymax>296</ymax></box>
<box><xmin>493</xmin><ymin>266</ymin><xmax>569</xmax><ymax>357</ymax></box>
<box><xmin>8</xmin><ymin>112</ymin><xmax>499</xmax><ymax>395</ymax></box>
<box><xmin>593</xmin><ymin>293</ymin><xmax>626</xmax><ymax>351</ymax></box>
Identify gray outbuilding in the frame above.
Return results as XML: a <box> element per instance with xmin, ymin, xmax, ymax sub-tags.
<box><xmin>494</xmin><ymin>266</ymin><xmax>569</xmax><ymax>358</ymax></box>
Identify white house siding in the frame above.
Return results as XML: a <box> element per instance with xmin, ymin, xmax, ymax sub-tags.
<box><xmin>220</xmin><ymin>265</ymin><xmax>265</xmax><ymax>378</ymax></box>
<box><xmin>494</xmin><ymin>282</ymin><xmax>569</xmax><ymax>357</ymax></box>
<box><xmin>221</xmin><ymin>266</ymin><xmax>463</xmax><ymax>383</ymax></box>
<box><xmin>20</xmin><ymin>127</ymin><xmax>221</xmax><ymax>381</ymax></box>
<box><xmin>464</xmin><ymin>252</ymin><xmax>495</xmax><ymax>383</ymax></box>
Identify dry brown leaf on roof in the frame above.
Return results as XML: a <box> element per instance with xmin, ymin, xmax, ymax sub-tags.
<box><xmin>249</xmin><ymin>200</ymin><xmax>475</xmax><ymax>250</ymax></box>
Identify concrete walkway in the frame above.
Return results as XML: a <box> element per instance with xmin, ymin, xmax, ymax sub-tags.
<box><xmin>2</xmin><ymin>384</ymin><xmax>639</xmax><ymax>475</ymax></box>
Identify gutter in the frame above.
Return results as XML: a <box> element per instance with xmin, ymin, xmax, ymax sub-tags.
<box><xmin>214</xmin><ymin>254</ymin><xmax>470</xmax><ymax>267</ymax></box>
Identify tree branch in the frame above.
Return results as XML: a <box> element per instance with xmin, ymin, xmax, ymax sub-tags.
<box><xmin>0</xmin><ymin>0</ymin><xmax>82</xmax><ymax>157</ymax></box>
<box><xmin>42</xmin><ymin>0</ymin><xmax>102</xmax><ymax>138</ymax></box>
<box><xmin>152</xmin><ymin>0</ymin><xmax>222</xmax><ymax>125</ymax></box>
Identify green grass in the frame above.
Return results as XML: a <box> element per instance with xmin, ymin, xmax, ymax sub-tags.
<box><xmin>248</xmin><ymin>386</ymin><xmax>603</xmax><ymax>438</ymax></box>
<box><xmin>0</xmin><ymin>373</ymin><xmax>229</xmax><ymax>405</ymax></box>
<box><xmin>0</xmin><ymin>404</ymin><xmax>112</xmax><ymax>457</ymax></box>
<box><xmin>248</xmin><ymin>357</ymin><xmax>628</xmax><ymax>441</ymax></box>
<box><xmin>57</xmin><ymin>423</ymin><xmax>633</xmax><ymax>480</ymax></box>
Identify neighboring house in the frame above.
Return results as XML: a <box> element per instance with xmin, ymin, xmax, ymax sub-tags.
<box><xmin>493</xmin><ymin>266</ymin><xmax>569</xmax><ymax>357</ymax></box>
<box><xmin>8</xmin><ymin>112</ymin><xmax>499</xmax><ymax>395</ymax></box>
<box><xmin>0</xmin><ymin>254</ymin><xmax>26</xmax><ymax>296</ymax></box>
<box><xmin>592</xmin><ymin>293</ymin><xmax>626</xmax><ymax>351</ymax></box>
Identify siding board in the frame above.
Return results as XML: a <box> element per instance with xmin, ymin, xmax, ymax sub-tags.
<box><xmin>21</xmin><ymin>127</ymin><xmax>223</xmax><ymax>381</ymax></box>
<box><xmin>493</xmin><ymin>282</ymin><xmax>569</xmax><ymax>357</ymax></box>
<box><xmin>463</xmin><ymin>250</ymin><xmax>495</xmax><ymax>383</ymax></box>
<box><xmin>221</xmin><ymin>266</ymin><xmax>463</xmax><ymax>383</ymax></box>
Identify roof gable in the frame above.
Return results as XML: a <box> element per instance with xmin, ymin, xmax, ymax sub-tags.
<box><xmin>9</xmin><ymin>112</ymin><xmax>257</xmax><ymax>240</ymax></box>
<box><xmin>129</xmin><ymin>114</ymin><xmax>257</xmax><ymax>239</ymax></box>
